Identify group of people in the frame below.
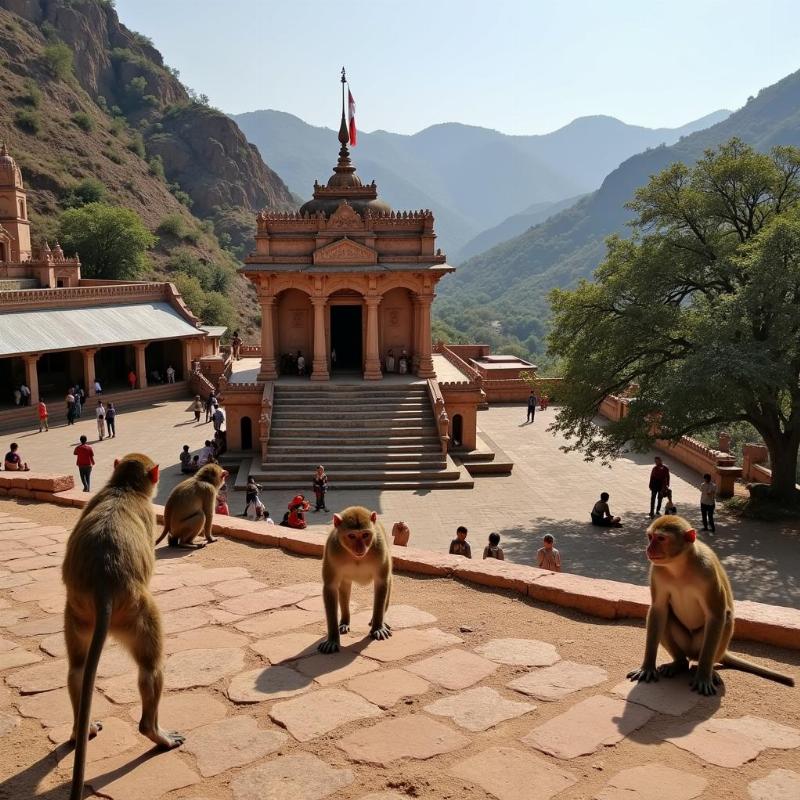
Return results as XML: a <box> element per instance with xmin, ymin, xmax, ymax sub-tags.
<box><xmin>385</xmin><ymin>348</ymin><xmax>410</xmax><ymax>375</ymax></box>
<box><xmin>447</xmin><ymin>525</ymin><xmax>562</xmax><ymax>570</ymax></box>
<box><xmin>190</xmin><ymin>390</ymin><xmax>226</xmax><ymax>431</ymax></box>
<box><xmin>12</xmin><ymin>383</ymin><xmax>31</xmax><ymax>406</ymax></box>
<box><xmin>240</xmin><ymin>465</ymin><xmax>330</xmax><ymax>524</ymax></box>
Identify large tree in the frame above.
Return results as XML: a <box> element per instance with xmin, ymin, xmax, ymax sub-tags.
<box><xmin>58</xmin><ymin>202</ymin><xmax>155</xmax><ymax>280</ymax></box>
<box><xmin>549</xmin><ymin>139</ymin><xmax>800</xmax><ymax>502</ymax></box>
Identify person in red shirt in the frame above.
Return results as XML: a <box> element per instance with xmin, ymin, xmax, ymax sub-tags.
<box><xmin>128</xmin><ymin>370</ymin><xmax>137</xmax><ymax>390</ymax></box>
<box><xmin>73</xmin><ymin>435</ymin><xmax>95</xmax><ymax>492</ymax></box>
<box><xmin>648</xmin><ymin>456</ymin><xmax>670</xmax><ymax>517</ymax></box>
<box><xmin>38</xmin><ymin>400</ymin><xmax>48</xmax><ymax>433</ymax></box>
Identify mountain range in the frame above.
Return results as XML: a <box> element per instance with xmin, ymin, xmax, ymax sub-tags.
<box><xmin>232</xmin><ymin>109</ymin><xmax>730</xmax><ymax>258</ymax></box>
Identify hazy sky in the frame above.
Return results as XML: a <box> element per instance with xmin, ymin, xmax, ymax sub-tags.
<box><xmin>115</xmin><ymin>0</ymin><xmax>799</xmax><ymax>136</ymax></box>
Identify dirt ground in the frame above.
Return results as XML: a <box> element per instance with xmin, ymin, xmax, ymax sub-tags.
<box><xmin>1</xmin><ymin>497</ymin><xmax>799</xmax><ymax>799</ymax></box>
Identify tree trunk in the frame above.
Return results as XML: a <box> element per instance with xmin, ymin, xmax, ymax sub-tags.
<box><xmin>763</xmin><ymin>433</ymin><xmax>800</xmax><ymax>503</ymax></box>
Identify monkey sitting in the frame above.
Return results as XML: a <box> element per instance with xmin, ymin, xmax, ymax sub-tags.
<box><xmin>318</xmin><ymin>506</ymin><xmax>393</xmax><ymax>654</ymax></box>
<box><xmin>62</xmin><ymin>454</ymin><xmax>184</xmax><ymax>800</ymax></box>
<box><xmin>155</xmin><ymin>463</ymin><xmax>228</xmax><ymax>549</ymax></box>
<box><xmin>628</xmin><ymin>515</ymin><xmax>795</xmax><ymax>695</ymax></box>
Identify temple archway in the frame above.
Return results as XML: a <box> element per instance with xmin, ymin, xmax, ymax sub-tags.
<box><xmin>240</xmin><ymin>416</ymin><xmax>253</xmax><ymax>450</ymax></box>
<box><xmin>328</xmin><ymin>289</ymin><xmax>363</xmax><ymax>372</ymax></box>
<box><xmin>452</xmin><ymin>414</ymin><xmax>463</xmax><ymax>447</ymax></box>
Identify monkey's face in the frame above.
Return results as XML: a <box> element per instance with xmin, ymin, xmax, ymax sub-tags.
<box><xmin>340</xmin><ymin>527</ymin><xmax>374</xmax><ymax>559</ymax></box>
<box><xmin>646</xmin><ymin>518</ymin><xmax>696</xmax><ymax>565</ymax></box>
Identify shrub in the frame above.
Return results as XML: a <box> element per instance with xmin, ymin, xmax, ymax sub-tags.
<box><xmin>148</xmin><ymin>155</ymin><xmax>165</xmax><ymax>180</ymax></box>
<box><xmin>156</xmin><ymin>213</ymin><xmax>186</xmax><ymax>238</ymax></box>
<box><xmin>201</xmin><ymin>292</ymin><xmax>236</xmax><ymax>328</ymax></box>
<box><xmin>19</xmin><ymin>80</ymin><xmax>42</xmax><ymax>108</ymax></box>
<box><xmin>63</xmin><ymin>177</ymin><xmax>106</xmax><ymax>208</ymax></box>
<box><xmin>127</xmin><ymin>131</ymin><xmax>145</xmax><ymax>157</ymax></box>
<box><xmin>71</xmin><ymin>112</ymin><xmax>94</xmax><ymax>132</ymax></box>
<box><xmin>14</xmin><ymin>109</ymin><xmax>41</xmax><ymax>134</ymax></box>
<box><xmin>173</xmin><ymin>189</ymin><xmax>193</xmax><ymax>208</ymax></box>
<box><xmin>182</xmin><ymin>228</ymin><xmax>200</xmax><ymax>245</ymax></box>
<box><xmin>43</xmin><ymin>42</ymin><xmax>73</xmax><ymax>79</ymax></box>
<box><xmin>171</xmin><ymin>273</ymin><xmax>205</xmax><ymax>318</ymax></box>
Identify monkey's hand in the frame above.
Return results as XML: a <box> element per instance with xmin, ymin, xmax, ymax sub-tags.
<box><xmin>690</xmin><ymin>669</ymin><xmax>721</xmax><ymax>696</ymax></box>
<box><xmin>318</xmin><ymin>637</ymin><xmax>340</xmax><ymax>654</ymax></box>
<box><xmin>658</xmin><ymin>658</ymin><xmax>689</xmax><ymax>678</ymax></box>
<box><xmin>627</xmin><ymin>666</ymin><xmax>659</xmax><ymax>683</ymax></box>
<box><xmin>338</xmin><ymin>622</ymin><xmax>350</xmax><ymax>634</ymax></box>
<box><xmin>370</xmin><ymin>625</ymin><xmax>392</xmax><ymax>641</ymax></box>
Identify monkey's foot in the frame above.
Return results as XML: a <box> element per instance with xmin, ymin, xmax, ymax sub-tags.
<box><xmin>689</xmin><ymin>668</ymin><xmax>722</xmax><ymax>696</ymax></box>
<box><xmin>627</xmin><ymin>667</ymin><xmax>659</xmax><ymax>683</ymax></box>
<box><xmin>69</xmin><ymin>721</ymin><xmax>103</xmax><ymax>743</ymax></box>
<box><xmin>367</xmin><ymin>620</ymin><xmax>393</xmax><ymax>630</ymax></box>
<box><xmin>338</xmin><ymin>622</ymin><xmax>350</xmax><ymax>634</ymax></box>
<box><xmin>318</xmin><ymin>638</ymin><xmax>340</xmax><ymax>654</ymax></box>
<box><xmin>370</xmin><ymin>625</ymin><xmax>392</xmax><ymax>641</ymax></box>
<box><xmin>141</xmin><ymin>724</ymin><xmax>185</xmax><ymax>749</ymax></box>
<box><xmin>205</xmin><ymin>537</ymin><xmax>218</xmax><ymax>544</ymax></box>
<box><xmin>658</xmin><ymin>658</ymin><xmax>689</xmax><ymax>678</ymax></box>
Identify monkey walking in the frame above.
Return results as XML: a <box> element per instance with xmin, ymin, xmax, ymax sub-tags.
<box><xmin>318</xmin><ymin>506</ymin><xmax>393</xmax><ymax>654</ymax></box>
<box><xmin>628</xmin><ymin>515</ymin><xmax>795</xmax><ymax>696</ymax></box>
<box><xmin>155</xmin><ymin>463</ymin><xmax>228</xmax><ymax>549</ymax></box>
<box><xmin>62</xmin><ymin>454</ymin><xmax>184</xmax><ymax>800</ymax></box>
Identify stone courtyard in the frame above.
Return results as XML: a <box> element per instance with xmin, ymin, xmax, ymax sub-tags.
<box><xmin>0</xmin><ymin>502</ymin><xmax>798</xmax><ymax>799</ymax></box>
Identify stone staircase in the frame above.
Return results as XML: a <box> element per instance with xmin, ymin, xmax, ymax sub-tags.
<box><xmin>253</xmin><ymin>383</ymin><xmax>473</xmax><ymax>490</ymax></box>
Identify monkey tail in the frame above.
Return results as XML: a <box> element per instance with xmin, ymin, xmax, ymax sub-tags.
<box><xmin>69</xmin><ymin>593</ymin><xmax>112</xmax><ymax>800</ymax></box>
<box><xmin>720</xmin><ymin>652</ymin><xmax>795</xmax><ymax>687</ymax></box>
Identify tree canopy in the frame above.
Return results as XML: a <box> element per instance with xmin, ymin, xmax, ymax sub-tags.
<box><xmin>548</xmin><ymin>139</ymin><xmax>800</xmax><ymax>501</ymax></box>
<box><xmin>58</xmin><ymin>202</ymin><xmax>155</xmax><ymax>280</ymax></box>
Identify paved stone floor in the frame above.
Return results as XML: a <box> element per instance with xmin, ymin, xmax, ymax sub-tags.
<box><xmin>3</xmin><ymin>400</ymin><xmax>798</xmax><ymax>606</ymax></box>
<box><xmin>0</xmin><ymin>506</ymin><xmax>798</xmax><ymax>799</ymax></box>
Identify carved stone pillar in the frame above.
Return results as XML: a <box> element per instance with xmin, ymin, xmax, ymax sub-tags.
<box><xmin>364</xmin><ymin>295</ymin><xmax>382</xmax><ymax>380</ymax></box>
<box><xmin>412</xmin><ymin>296</ymin><xmax>422</xmax><ymax>373</ymax></box>
<box><xmin>310</xmin><ymin>296</ymin><xmax>330</xmax><ymax>381</ymax></box>
<box><xmin>416</xmin><ymin>294</ymin><xmax>435</xmax><ymax>378</ymax></box>
<box><xmin>182</xmin><ymin>339</ymin><xmax>194</xmax><ymax>380</ymax></box>
<box><xmin>83</xmin><ymin>349</ymin><xmax>97</xmax><ymax>396</ymax></box>
<box><xmin>23</xmin><ymin>354</ymin><xmax>40</xmax><ymax>405</ymax></box>
<box><xmin>257</xmin><ymin>292</ymin><xmax>277</xmax><ymax>381</ymax></box>
<box><xmin>134</xmin><ymin>343</ymin><xmax>147</xmax><ymax>389</ymax></box>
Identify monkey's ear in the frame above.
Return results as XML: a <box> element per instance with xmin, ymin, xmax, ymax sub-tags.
<box><xmin>333</xmin><ymin>513</ymin><xmax>342</xmax><ymax>527</ymax></box>
<box><xmin>148</xmin><ymin>465</ymin><xmax>160</xmax><ymax>484</ymax></box>
<box><xmin>370</xmin><ymin>511</ymin><xmax>377</xmax><ymax>523</ymax></box>
<box><xmin>684</xmin><ymin>528</ymin><xmax>697</xmax><ymax>543</ymax></box>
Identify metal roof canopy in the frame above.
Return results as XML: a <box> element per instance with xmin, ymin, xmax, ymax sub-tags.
<box><xmin>0</xmin><ymin>302</ymin><xmax>202</xmax><ymax>357</ymax></box>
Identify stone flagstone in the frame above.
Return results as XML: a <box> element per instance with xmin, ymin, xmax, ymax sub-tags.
<box><xmin>97</xmin><ymin>672</ymin><xmax>140</xmax><ymax>704</ymax></box>
<box><xmin>227</xmin><ymin>664</ymin><xmax>311</xmax><ymax>703</ymax></box>
<box><xmin>183</xmin><ymin>716</ymin><xmax>287</xmax><ymax>777</ymax></box>
<box><xmin>0</xmin><ymin>608</ymin><xmax>31</xmax><ymax>626</ymax></box>
<box><xmin>507</xmin><ymin>661</ymin><xmax>608</xmax><ymax>701</ymax></box>
<box><xmin>424</xmin><ymin>686</ymin><xmax>535</xmax><ymax>731</ymax></box>
<box><xmin>163</xmin><ymin>626</ymin><xmax>249</xmax><ymax>654</ymax></box>
<box><xmin>355</xmin><ymin>627</ymin><xmax>462</xmax><ymax>663</ymax></box>
<box><xmin>449</xmin><ymin>746</ymin><xmax>578</xmax><ymax>800</ymax></box>
<box><xmin>595</xmin><ymin>763</ymin><xmax>707</xmax><ymax>800</ymax></box>
<box><xmin>346</xmin><ymin>667</ymin><xmax>431</xmax><ymax>708</ymax></box>
<box><xmin>235</xmin><ymin>608</ymin><xmax>324</xmax><ymax>637</ymax></box>
<box><xmin>155</xmin><ymin>585</ymin><xmax>215</xmax><ymax>612</ymax></box>
<box><xmin>270</xmin><ymin>687</ymin><xmax>383</xmax><ymax>741</ymax></box>
<box><xmin>0</xmin><ymin>711</ymin><xmax>19</xmax><ymax>736</ymax></box>
<box><xmin>474</xmin><ymin>638</ymin><xmax>561</xmax><ymax>666</ymax></box>
<box><xmin>282</xmin><ymin>581</ymin><xmax>323</xmax><ymax>598</ymax></box>
<box><xmin>8</xmin><ymin>614</ymin><xmax>63</xmax><ymax>637</ymax></box>
<box><xmin>359</xmin><ymin>794</ymin><xmax>406</xmax><ymax>800</ymax></box>
<box><xmin>212</xmin><ymin>577</ymin><xmax>269</xmax><ymax>597</ymax></box>
<box><xmin>162</xmin><ymin>607</ymin><xmax>218</xmax><ymax>635</ymax></box>
<box><xmin>250</xmin><ymin>631</ymin><xmax>321</xmax><ymax>663</ymax></box>
<box><xmin>16</xmin><ymin>688</ymin><xmax>113</xmax><ymax>728</ymax></box>
<box><xmin>6</xmin><ymin>658</ymin><xmax>67</xmax><ymax>693</ymax></box>
<box><xmin>220</xmin><ymin>587</ymin><xmax>308</xmax><ymax>616</ymax></box>
<box><xmin>164</xmin><ymin>647</ymin><xmax>245</xmax><ymax>689</ymax></box>
<box><xmin>230</xmin><ymin>753</ymin><xmax>354</xmax><ymax>800</ymax></box>
<box><xmin>349</xmin><ymin>604</ymin><xmax>437</xmax><ymax>631</ymax></box>
<box><xmin>0</xmin><ymin>636</ymin><xmax>19</xmax><ymax>653</ymax></box>
<box><xmin>747</xmin><ymin>769</ymin><xmax>800</xmax><ymax>800</ymax></box>
<box><xmin>611</xmin><ymin>676</ymin><xmax>704</xmax><ymax>715</ymax></box>
<box><xmin>0</xmin><ymin>648</ymin><xmax>42</xmax><ymax>670</ymax></box>
<box><xmin>181</xmin><ymin>566</ymin><xmax>252</xmax><ymax>586</ymax></box>
<box><xmin>522</xmin><ymin>695</ymin><xmax>655</xmax><ymax>760</ymax></box>
<box><xmin>52</xmin><ymin>717</ymin><xmax>139</xmax><ymax>764</ymax></box>
<box><xmin>405</xmin><ymin>648</ymin><xmax>498</xmax><ymax>690</ymax></box>
<box><xmin>337</xmin><ymin>715</ymin><xmax>468</xmax><ymax>765</ymax></box>
<box><xmin>128</xmin><ymin>691</ymin><xmax>228</xmax><ymax>731</ymax></box>
<box><xmin>97</xmin><ymin>646</ymin><xmax>136</xmax><ymax>678</ymax></box>
<box><xmin>295</xmin><ymin>651</ymin><xmax>379</xmax><ymax>686</ymax></box>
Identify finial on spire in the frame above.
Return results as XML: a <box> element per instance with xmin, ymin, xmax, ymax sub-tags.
<box><xmin>0</xmin><ymin>142</ymin><xmax>8</xmax><ymax>158</ymax></box>
<box><xmin>338</xmin><ymin>67</ymin><xmax>349</xmax><ymax>148</ymax></box>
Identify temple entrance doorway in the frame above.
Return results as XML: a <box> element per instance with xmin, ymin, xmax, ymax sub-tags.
<box><xmin>330</xmin><ymin>305</ymin><xmax>362</xmax><ymax>371</ymax></box>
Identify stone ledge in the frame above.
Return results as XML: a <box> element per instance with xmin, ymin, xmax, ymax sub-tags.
<box><xmin>0</xmin><ymin>472</ymin><xmax>74</xmax><ymax>492</ymax></box>
<box><xmin>33</xmin><ymin>490</ymin><xmax>800</xmax><ymax>652</ymax></box>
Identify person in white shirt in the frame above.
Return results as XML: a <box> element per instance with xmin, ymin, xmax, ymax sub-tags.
<box><xmin>198</xmin><ymin>440</ymin><xmax>215</xmax><ymax>465</ymax></box>
<box><xmin>699</xmin><ymin>473</ymin><xmax>717</xmax><ymax>532</ymax></box>
<box><xmin>19</xmin><ymin>383</ymin><xmax>30</xmax><ymax>406</ymax></box>
<box><xmin>95</xmin><ymin>401</ymin><xmax>106</xmax><ymax>440</ymax></box>
<box><xmin>297</xmin><ymin>352</ymin><xmax>306</xmax><ymax>376</ymax></box>
<box><xmin>93</xmin><ymin>380</ymin><xmax>102</xmax><ymax>396</ymax></box>
<box><xmin>166</xmin><ymin>365</ymin><xmax>176</xmax><ymax>384</ymax></box>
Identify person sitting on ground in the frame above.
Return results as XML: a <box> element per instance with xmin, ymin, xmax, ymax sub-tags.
<box><xmin>179</xmin><ymin>445</ymin><xmax>193</xmax><ymax>473</ymax></box>
<box><xmin>537</xmin><ymin>534</ymin><xmax>561</xmax><ymax>572</ymax></box>
<box><xmin>215</xmin><ymin>489</ymin><xmax>230</xmax><ymax>516</ymax></box>
<box><xmin>281</xmin><ymin>494</ymin><xmax>310</xmax><ymax>528</ymax></box>
<box><xmin>4</xmin><ymin>442</ymin><xmax>29</xmax><ymax>471</ymax></box>
<box><xmin>198</xmin><ymin>440</ymin><xmax>215</xmax><ymax>466</ymax></box>
<box><xmin>212</xmin><ymin>430</ymin><xmax>227</xmax><ymax>459</ymax></box>
<box><xmin>483</xmin><ymin>531</ymin><xmax>505</xmax><ymax>560</ymax></box>
<box><xmin>189</xmin><ymin>455</ymin><xmax>200</xmax><ymax>472</ymax></box>
<box><xmin>590</xmin><ymin>492</ymin><xmax>623</xmax><ymax>527</ymax></box>
<box><xmin>663</xmin><ymin>488</ymin><xmax>677</xmax><ymax>515</ymax></box>
<box><xmin>448</xmin><ymin>525</ymin><xmax>472</xmax><ymax>558</ymax></box>
<box><xmin>392</xmin><ymin>521</ymin><xmax>411</xmax><ymax>547</ymax></box>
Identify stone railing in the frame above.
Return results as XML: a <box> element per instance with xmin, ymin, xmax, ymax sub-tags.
<box><xmin>189</xmin><ymin>369</ymin><xmax>216</xmax><ymax>400</ymax></box>
<box><xmin>433</xmin><ymin>342</ymin><xmax>482</xmax><ymax>386</ymax></box>
<box><xmin>260</xmin><ymin>381</ymin><xmax>274</xmax><ymax>462</ymax></box>
<box><xmin>0</xmin><ymin>281</ymin><xmax>166</xmax><ymax>309</ymax></box>
<box><xmin>239</xmin><ymin>344</ymin><xmax>262</xmax><ymax>357</ymax></box>
<box><xmin>742</xmin><ymin>444</ymin><xmax>774</xmax><ymax>484</ymax></box>
<box><xmin>426</xmin><ymin>378</ymin><xmax>450</xmax><ymax>455</ymax></box>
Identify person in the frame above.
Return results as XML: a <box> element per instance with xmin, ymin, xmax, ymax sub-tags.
<box><xmin>449</xmin><ymin>525</ymin><xmax>472</xmax><ymax>558</ymax></box>
<box><xmin>648</xmin><ymin>456</ymin><xmax>670</xmax><ymax>517</ymax></box>
<box><xmin>231</xmin><ymin>331</ymin><xmax>242</xmax><ymax>360</ymax></box>
<box><xmin>204</xmin><ymin>391</ymin><xmax>216</xmax><ymax>423</ymax></box>
<box><xmin>297</xmin><ymin>351</ymin><xmax>306</xmax><ymax>376</ymax></box>
<box><xmin>95</xmin><ymin>400</ymin><xmax>106</xmax><ymax>440</ymax></box>
<box><xmin>37</xmin><ymin>399</ymin><xmax>49</xmax><ymax>433</ymax></box>
<box><xmin>281</xmin><ymin>494</ymin><xmax>310</xmax><ymax>528</ymax></box>
<box><xmin>105</xmin><ymin>402</ymin><xmax>116</xmax><ymax>438</ymax></box>
<box><xmin>312</xmin><ymin>465</ymin><xmax>329</xmax><ymax>512</ymax></box>
<box><xmin>537</xmin><ymin>534</ymin><xmax>561</xmax><ymax>572</ymax></box>
<box><xmin>128</xmin><ymin>369</ymin><xmax>136</xmax><ymax>390</ymax></box>
<box><xmin>398</xmin><ymin>350</ymin><xmax>409</xmax><ymax>375</ymax></box>
<box><xmin>73</xmin><ymin>434</ymin><xmax>95</xmax><ymax>492</ymax></box>
<box><xmin>179</xmin><ymin>445</ymin><xmax>193</xmax><ymax>473</ymax></box>
<box><xmin>392</xmin><ymin>521</ymin><xmax>411</xmax><ymax>547</ymax></box>
<box><xmin>663</xmin><ymin>488</ymin><xmax>677</xmax><ymax>515</ymax></box>
<box><xmin>539</xmin><ymin>394</ymin><xmax>549</xmax><ymax>411</ymax></box>
<box><xmin>699</xmin><ymin>473</ymin><xmax>717</xmax><ymax>533</ymax></box>
<box><xmin>526</xmin><ymin>391</ymin><xmax>537</xmax><ymax>423</ymax></box>
<box><xmin>483</xmin><ymin>532</ymin><xmax>505</xmax><ymax>560</ymax></box>
<box><xmin>93</xmin><ymin>379</ymin><xmax>102</xmax><ymax>396</ymax></box>
<box><xmin>198</xmin><ymin>440</ymin><xmax>215</xmax><ymax>466</ymax></box>
<box><xmin>191</xmin><ymin>394</ymin><xmax>203</xmax><ymax>423</ymax></box>
<box><xmin>19</xmin><ymin>382</ymin><xmax>30</xmax><ymax>406</ymax></box>
<box><xmin>386</xmin><ymin>348</ymin><xmax>396</xmax><ymax>373</ymax></box>
<box><xmin>212</xmin><ymin>405</ymin><xmax>225</xmax><ymax>433</ymax></box>
<box><xmin>244</xmin><ymin>476</ymin><xmax>268</xmax><ymax>520</ymax></box>
<box><xmin>166</xmin><ymin>365</ymin><xmax>176</xmax><ymax>384</ymax></box>
<box><xmin>150</xmin><ymin>369</ymin><xmax>163</xmax><ymax>384</ymax></box>
<box><xmin>65</xmin><ymin>390</ymin><xmax>76</xmax><ymax>426</ymax></box>
<box><xmin>73</xmin><ymin>387</ymin><xmax>82</xmax><ymax>419</ymax></box>
<box><xmin>215</xmin><ymin>490</ymin><xmax>230</xmax><ymax>516</ymax></box>
<box><xmin>188</xmin><ymin>454</ymin><xmax>200</xmax><ymax>472</ymax></box>
<box><xmin>13</xmin><ymin>387</ymin><xmax>21</xmax><ymax>406</ymax></box>
<box><xmin>330</xmin><ymin>348</ymin><xmax>337</xmax><ymax>370</ymax></box>
<box><xmin>213</xmin><ymin>429</ymin><xmax>228</xmax><ymax>459</ymax></box>
<box><xmin>4</xmin><ymin>442</ymin><xmax>29</xmax><ymax>471</ymax></box>
<box><xmin>590</xmin><ymin>492</ymin><xmax>622</xmax><ymax>527</ymax></box>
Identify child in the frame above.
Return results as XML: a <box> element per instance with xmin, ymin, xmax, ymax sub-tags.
<box><xmin>449</xmin><ymin>526</ymin><xmax>472</xmax><ymax>558</ymax></box>
<box><xmin>537</xmin><ymin>534</ymin><xmax>561</xmax><ymax>572</ymax></box>
<box><xmin>215</xmin><ymin>490</ymin><xmax>230</xmax><ymax>516</ymax></box>
<box><xmin>37</xmin><ymin>399</ymin><xmax>48</xmax><ymax>433</ymax></box>
<box><xmin>282</xmin><ymin>494</ymin><xmax>310</xmax><ymax>528</ymax></box>
<box><xmin>312</xmin><ymin>465</ymin><xmax>329</xmax><ymax>512</ymax></box>
<box><xmin>483</xmin><ymin>532</ymin><xmax>505</xmax><ymax>560</ymax></box>
<box><xmin>663</xmin><ymin>489</ymin><xmax>677</xmax><ymax>515</ymax></box>
<box><xmin>179</xmin><ymin>445</ymin><xmax>192</xmax><ymax>473</ymax></box>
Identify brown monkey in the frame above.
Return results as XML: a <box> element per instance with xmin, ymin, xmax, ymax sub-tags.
<box><xmin>155</xmin><ymin>463</ymin><xmax>228</xmax><ymax>549</ymax></box>
<box><xmin>628</xmin><ymin>515</ymin><xmax>795</xmax><ymax>695</ymax></box>
<box><xmin>318</xmin><ymin>506</ymin><xmax>392</xmax><ymax>654</ymax></box>
<box><xmin>62</xmin><ymin>454</ymin><xmax>184</xmax><ymax>800</ymax></box>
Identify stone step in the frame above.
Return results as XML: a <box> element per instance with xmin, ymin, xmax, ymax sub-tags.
<box><xmin>274</xmin><ymin>391</ymin><xmax>429</xmax><ymax>401</ymax></box>
<box><xmin>266</xmin><ymin>448</ymin><xmax>444</xmax><ymax>461</ymax></box>
<box><xmin>259</xmin><ymin>458</ymin><xmax>447</xmax><ymax>472</ymax></box>
<box><xmin>248</xmin><ymin>475</ymin><xmax>474</xmax><ymax>491</ymax></box>
<box><xmin>271</xmin><ymin>417</ymin><xmax>434</xmax><ymax>430</ymax></box>
<box><xmin>254</xmin><ymin>465</ymin><xmax>462</xmax><ymax>483</ymax></box>
<box><xmin>273</xmin><ymin>401</ymin><xmax>430</xmax><ymax>411</ymax></box>
<box><xmin>268</xmin><ymin>430</ymin><xmax>439</xmax><ymax>442</ymax></box>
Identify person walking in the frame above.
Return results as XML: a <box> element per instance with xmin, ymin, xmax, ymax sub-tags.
<box><xmin>95</xmin><ymin>400</ymin><xmax>106</xmax><ymax>440</ymax></box>
<box><xmin>205</xmin><ymin>391</ymin><xmax>216</xmax><ymax>423</ymax></box>
<box><xmin>312</xmin><ymin>465</ymin><xmax>330</xmax><ymax>512</ymax></box>
<box><xmin>648</xmin><ymin>456</ymin><xmax>670</xmax><ymax>518</ymax></box>
<box><xmin>37</xmin><ymin>399</ymin><xmax>49</xmax><ymax>432</ymax></box>
<box><xmin>191</xmin><ymin>394</ymin><xmax>203</xmax><ymax>423</ymax></box>
<box><xmin>212</xmin><ymin>404</ymin><xmax>225</xmax><ymax>433</ymax></box>
<box><xmin>19</xmin><ymin>382</ymin><xmax>30</xmax><ymax>406</ymax></box>
<box><xmin>166</xmin><ymin>365</ymin><xmax>176</xmax><ymax>384</ymax></box>
<box><xmin>74</xmin><ymin>435</ymin><xmax>95</xmax><ymax>492</ymax></box>
<box><xmin>65</xmin><ymin>390</ymin><xmax>76</xmax><ymax>425</ymax></box>
<box><xmin>526</xmin><ymin>391</ymin><xmax>537</xmax><ymax>423</ymax></box>
<box><xmin>699</xmin><ymin>473</ymin><xmax>717</xmax><ymax>532</ymax></box>
<box><xmin>105</xmin><ymin>402</ymin><xmax>117</xmax><ymax>438</ymax></box>
<box><xmin>73</xmin><ymin>387</ymin><xmax>82</xmax><ymax>419</ymax></box>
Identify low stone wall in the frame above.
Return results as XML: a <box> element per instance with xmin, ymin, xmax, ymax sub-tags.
<box><xmin>0</xmin><ymin>471</ymin><xmax>74</xmax><ymax>501</ymax></box>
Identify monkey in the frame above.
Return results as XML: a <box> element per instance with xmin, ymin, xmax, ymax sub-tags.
<box><xmin>154</xmin><ymin>463</ymin><xmax>228</xmax><ymax>549</ymax></box>
<box><xmin>628</xmin><ymin>515</ymin><xmax>795</xmax><ymax>696</ymax></box>
<box><xmin>62</xmin><ymin>453</ymin><xmax>184</xmax><ymax>800</ymax></box>
<box><xmin>318</xmin><ymin>506</ymin><xmax>393</xmax><ymax>654</ymax></box>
